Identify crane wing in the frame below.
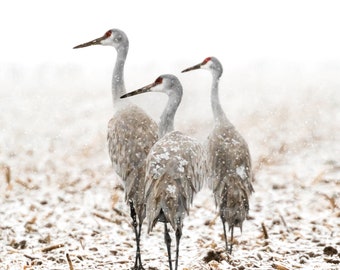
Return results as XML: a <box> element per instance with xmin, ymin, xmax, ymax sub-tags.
<box><xmin>206</xmin><ymin>124</ymin><xmax>254</xmax><ymax>228</ymax></box>
<box><xmin>107</xmin><ymin>105</ymin><xmax>158</xmax><ymax>218</ymax></box>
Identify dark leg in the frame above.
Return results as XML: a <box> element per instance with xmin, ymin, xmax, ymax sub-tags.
<box><xmin>137</xmin><ymin>223</ymin><xmax>144</xmax><ymax>269</ymax></box>
<box><xmin>164</xmin><ymin>222</ymin><xmax>173</xmax><ymax>270</ymax></box>
<box><xmin>221</xmin><ymin>217</ymin><xmax>229</xmax><ymax>253</ymax></box>
<box><xmin>129</xmin><ymin>200</ymin><xmax>144</xmax><ymax>269</ymax></box>
<box><xmin>229</xmin><ymin>225</ymin><xmax>234</xmax><ymax>254</ymax></box>
<box><xmin>175</xmin><ymin>229</ymin><xmax>182</xmax><ymax>270</ymax></box>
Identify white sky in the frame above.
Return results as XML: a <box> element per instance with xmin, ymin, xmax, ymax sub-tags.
<box><xmin>1</xmin><ymin>0</ymin><xmax>340</xmax><ymax>70</ymax></box>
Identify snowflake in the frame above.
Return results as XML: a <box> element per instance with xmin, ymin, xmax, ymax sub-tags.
<box><xmin>166</xmin><ymin>185</ymin><xmax>177</xmax><ymax>195</ymax></box>
<box><xmin>236</xmin><ymin>165</ymin><xmax>247</xmax><ymax>180</ymax></box>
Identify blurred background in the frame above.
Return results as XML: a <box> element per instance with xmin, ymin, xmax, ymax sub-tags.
<box><xmin>2</xmin><ymin>0</ymin><xmax>340</xmax><ymax>66</ymax></box>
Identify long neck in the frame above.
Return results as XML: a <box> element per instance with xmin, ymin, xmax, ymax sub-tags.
<box><xmin>159</xmin><ymin>91</ymin><xmax>182</xmax><ymax>138</ymax></box>
<box><xmin>211</xmin><ymin>73</ymin><xmax>228</xmax><ymax>124</ymax></box>
<box><xmin>112</xmin><ymin>46</ymin><xmax>128</xmax><ymax>104</ymax></box>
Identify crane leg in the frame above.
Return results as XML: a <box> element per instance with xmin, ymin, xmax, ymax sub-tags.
<box><xmin>221</xmin><ymin>218</ymin><xmax>229</xmax><ymax>253</ymax></box>
<box><xmin>129</xmin><ymin>200</ymin><xmax>144</xmax><ymax>270</ymax></box>
<box><xmin>229</xmin><ymin>225</ymin><xmax>234</xmax><ymax>254</ymax></box>
<box><xmin>164</xmin><ymin>222</ymin><xmax>173</xmax><ymax>270</ymax></box>
<box><xmin>175</xmin><ymin>228</ymin><xmax>182</xmax><ymax>270</ymax></box>
<box><xmin>137</xmin><ymin>223</ymin><xmax>144</xmax><ymax>269</ymax></box>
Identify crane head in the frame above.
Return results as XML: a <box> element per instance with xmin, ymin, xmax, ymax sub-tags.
<box><xmin>73</xmin><ymin>28</ymin><xmax>129</xmax><ymax>50</ymax></box>
<box><xmin>181</xmin><ymin>56</ymin><xmax>223</xmax><ymax>76</ymax></box>
<box><xmin>121</xmin><ymin>75</ymin><xmax>182</xmax><ymax>99</ymax></box>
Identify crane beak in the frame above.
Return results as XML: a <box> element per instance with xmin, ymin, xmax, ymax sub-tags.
<box><xmin>120</xmin><ymin>82</ymin><xmax>157</xmax><ymax>99</ymax></box>
<box><xmin>73</xmin><ymin>35</ymin><xmax>106</xmax><ymax>49</ymax></box>
<box><xmin>181</xmin><ymin>63</ymin><xmax>202</xmax><ymax>73</ymax></box>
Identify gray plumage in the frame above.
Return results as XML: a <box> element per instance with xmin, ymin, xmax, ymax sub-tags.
<box><xmin>145</xmin><ymin>131</ymin><xmax>205</xmax><ymax>234</ymax></box>
<box><xmin>121</xmin><ymin>74</ymin><xmax>206</xmax><ymax>270</ymax></box>
<box><xmin>182</xmin><ymin>57</ymin><xmax>254</xmax><ymax>253</ymax></box>
<box><xmin>107</xmin><ymin>105</ymin><xmax>158</xmax><ymax>219</ymax></box>
<box><xmin>74</xmin><ymin>29</ymin><xmax>158</xmax><ymax>270</ymax></box>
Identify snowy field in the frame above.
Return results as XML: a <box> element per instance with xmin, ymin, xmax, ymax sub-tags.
<box><xmin>0</xmin><ymin>61</ymin><xmax>339</xmax><ymax>270</ymax></box>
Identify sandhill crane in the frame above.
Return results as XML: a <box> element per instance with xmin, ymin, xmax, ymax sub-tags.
<box><xmin>121</xmin><ymin>75</ymin><xmax>206</xmax><ymax>270</ymax></box>
<box><xmin>73</xmin><ymin>29</ymin><xmax>158</xmax><ymax>269</ymax></box>
<box><xmin>182</xmin><ymin>57</ymin><xmax>254</xmax><ymax>254</ymax></box>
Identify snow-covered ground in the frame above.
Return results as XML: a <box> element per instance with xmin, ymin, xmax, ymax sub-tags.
<box><xmin>0</xmin><ymin>62</ymin><xmax>339</xmax><ymax>269</ymax></box>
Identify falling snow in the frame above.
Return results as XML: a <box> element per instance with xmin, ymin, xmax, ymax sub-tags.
<box><xmin>236</xmin><ymin>165</ymin><xmax>247</xmax><ymax>180</ymax></box>
<box><xmin>154</xmin><ymin>152</ymin><xmax>171</xmax><ymax>162</ymax></box>
<box><xmin>166</xmin><ymin>185</ymin><xmax>177</xmax><ymax>195</ymax></box>
<box><xmin>177</xmin><ymin>158</ymin><xmax>189</xmax><ymax>173</ymax></box>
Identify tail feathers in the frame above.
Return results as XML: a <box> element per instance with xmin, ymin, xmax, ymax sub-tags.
<box><xmin>216</xmin><ymin>175</ymin><xmax>250</xmax><ymax>229</ymax></box>
<box><xmin>146</xmin><ymin>175</ymin><xmax>192</xmax><ymax>234</ymax></box>
<box><xmin>124</xmin><ymin>166</ymin><xmax>146</xmax><ymax>222</ymax></box>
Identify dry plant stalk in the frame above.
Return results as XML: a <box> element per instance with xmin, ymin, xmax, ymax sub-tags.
<box><xmin>24</xmin><ymin>254</ymin><xmax>38</xmax><ymax>261</ymax></box>
<box><xmin>112</xmin><ymin>207</ymin><xmax>124</xmax><ymax>217</ymax></box>
<box><xmin>207</xmin><ymin>212</ymin><xmax>219</xmax><ymax>227</ymax></box>
<box><xmin>66</xmin><ymin>253</ymin><xmax>74</xmax><ymax>270</ymax></box>
<box><xmin>111</xmin><ymin>192</ymin><xmax>120</xmax><ymax>208</ymax></box>
<box><xmin>261</xmin><ymin>222</ymin><xmax>269</xmax><ymax>239</ymax></box>
<box><xmin>92</xmin><ymin>212</ymin><xmax>115</xmax><ymax>223</ymax></box>
<box><xmin>322</xmin><ymin>194</ymin><xmax>337</xmax><ymax>210</ymax></box>
<box><xmin>4</xmin><ymin>165</ymin><xmax>11</xmax><ymax>185</ymax></box>
<box><xmin>272</xmin><ymin>263</ymin><xmax>289</xmax><ymax>270</ymax></box>
<box><xmin>41</xmin><ymin>243</ymin><xmax>64</xmax><ymax>253</ymax></box>
<box><xmin>15</xmin><ymin>179</ymin><xmax>32</xmax><ymax>190</ymax></box>
<box><xmin>0</xmin><ymin>165</ymin><xmax>11</xmax><ymax>189</ymax></box>
<box><xmin>279</xmin><ymin>213</ymin><xmax>291</xmax><ymax>233</ymax></box>
<box><xmin>312</xmin><ymin>171</ymin><xmax>325</xmax><ymax>184</ymax></box>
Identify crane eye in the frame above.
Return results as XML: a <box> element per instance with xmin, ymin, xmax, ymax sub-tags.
<box><xmin>203</xmin><ymin>57</ymin><xmax>212</xmax><ymax>64</ymax></box>
<box><xmin>104</xmin><ymin>30</ymin><xmax>112</xmax><ymax>38</ymax></box>
<box><xmin>155</xmin><ymin>77</ymin><xmax>163</xmax><ymax>84</ymax></box>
